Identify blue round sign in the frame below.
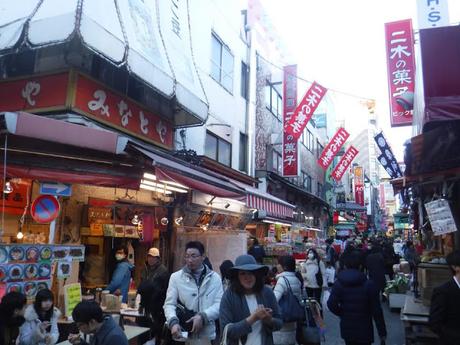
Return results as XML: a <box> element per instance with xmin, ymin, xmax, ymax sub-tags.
<box><xmin>31</xmin><ymin>195</ymin><xmax>60</xmax><ymax>223</ymax></box>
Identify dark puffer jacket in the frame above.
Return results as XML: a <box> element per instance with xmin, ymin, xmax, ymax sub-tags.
<box><xmin>327</xmin><ymin>269</ymin><xmax>386</xmax><ymax>343</ymax></box>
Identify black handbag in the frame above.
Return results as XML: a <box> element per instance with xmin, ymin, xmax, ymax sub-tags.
<box><xmin>296</xmin><ymin>299</ymin><xmax>321</xmax><ymax>345</ymax></box>
<box><xmin>315</xmin><ymin>261</ymin><xmax>323</xmax><ymax>287</ymax></box>
<box><xmin>176</xmin><ymin>301</ymin><xmax>195</xmax><ymax>332</ymax></box>
<box><xmin>279</xmin><ymin>277</ymin><xmax>305</xmax><ymax>322</ymax></box>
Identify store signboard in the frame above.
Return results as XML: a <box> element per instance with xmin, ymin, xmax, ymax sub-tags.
<box><xmin>354</xmin><ymin>166</ymin><xmax>365</xmax><ymax>206</ymax></box>
<box><xmin>285</xmin><ymin>81</ymin><xmax>327</xmax><ymax>140</ymax></box>
<box><xmin>318</xmin><ymin>127</ymin><xmax>349</xmax><ymax>169</ymax></box>
<box><xmin>0</xmin><ymin>71</ymin><xmax>173</xmax><ymax>149</ymax></box>
<box><xmin>331</xmin><ymin>146</ymin><xmax>359</xmax><ymax>181</ymax></box>
<box><xmin>425</xmin><ymin>199</ymin><xmax>458</xmax><ymax>235</ymax></box>
<box><xmin>384</xmin><ymin>19</ymin><xmax>416</xmax><ymax>127</ymax></box>
<box><xmin>282</xmin><ymin>65</ymin><xmax>299</xmax><ymax>177</ymax></box>
<box><xmin>417</xmin><ymin>0</ymin><xmax>449</xmax><ymax>29</ymax></box>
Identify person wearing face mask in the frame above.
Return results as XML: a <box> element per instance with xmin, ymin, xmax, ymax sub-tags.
<box><xmin>0</xmin><ymin>291</ymin><xmax>27</xmax><ymax>345</ymax></box>
<box><xmin>19</xmin><ymin>289</ymin><xmax>61</xmax><ymax>345</ymax></box>
<box><xmin>300</xmin><ymin>248</ymin><xmax>327</xmax><ymax>302</ymax></box>
<box><xmin>68</xmin><ymin>301</ymin><xmax>127</xmax><ymax>345</ymax></box>
<box><xmin>106</xmin><ymin>245</ymin><xmax>134</xmax><ymax>304</ymax></box>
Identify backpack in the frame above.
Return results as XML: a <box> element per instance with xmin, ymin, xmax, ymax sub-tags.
<box><xmin>278</xmin><ymin>277</ymin><xmax>305</xmax><ymax>322</ymax></box>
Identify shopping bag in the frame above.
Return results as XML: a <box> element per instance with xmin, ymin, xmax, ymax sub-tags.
<box><xmin>321</xmin><ymin>289</ymin><xmax>330</xmax><ymax>312</ymax></box>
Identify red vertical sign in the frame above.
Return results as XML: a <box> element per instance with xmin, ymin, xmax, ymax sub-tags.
<box><xmin>331</xmin><ymin>146</ymin><xmax>359</xmax><ymax>181</ymax></box>
<box><xmin>285</xmin><ymin>81</ymin><xmax>327</xmax><ymax>139</ymax></box>
<box><xmin>354</xmin><ymin>166</ymin><xmax>365</xmax><ymax>206</ymax></box>
<box><xmin>282</xmin><ymin>65</ymin><xmax>299</xmax><ymax>177</ymax></box>
<box><xmin>317</xmin><ymin>127</ymin><xmax>350</xmax><ymax>169</ymax></box>
<box><xmin>384</xmin><ymin>19</ymin><xmax>416</xmax><ymax>127</ymax></box>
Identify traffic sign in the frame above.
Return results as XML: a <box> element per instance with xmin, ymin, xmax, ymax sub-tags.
<box><xmin>31</xmin><ymin>195</ymin><xmax>61</xmax><ymax>223</ymax></box>
<box><xmin>39</xmin><ymin>182</ymin><xmax>72</xmax><ymax>197</ymax></box>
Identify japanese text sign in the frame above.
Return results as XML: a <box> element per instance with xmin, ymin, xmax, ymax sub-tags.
<box><xmin>73</xmin><ymin>74</ymin><xmax>173</xmax><ymax>148</ymax></box>
<box><xmin>64</xmin><ymin>283</ymin><xmax>82</xmax><ymax>317</ymax></box>
<box><xmin>384</xmin><ymin>19</ymin><xmax>416</xmax><ymax>127</ymax></box>
<box><xmin>425</xmin><ymin>199</ymin><xmax>458</xmax><ymax>236</ymax></box>
<box><xmin>331</xmin><ymin>146</ymin><xmax>359</xmax><ymax>181</ymax></box>
<box><xmin>354</xmin><ymin>166</ymin><xmax>365</xmax><ymax>206</ymax></box>
<box><xmin>285</xmin><ymin>81</ymin><xmax>327</xmax><ymax>140</ymax></box>
<box><xmin>317</xmin><ymin>127</ymin><xmax>349</xmax><ymax>170</ymax></box>
<box><xmin>0</xmin><ymin>71</ymin><xmax>173</xmax><ymax>149</ymax></box>
<box><xmin>282</xmin><ymin>65</ymin><xmax>299</xmax><ymax>177</ymax></box>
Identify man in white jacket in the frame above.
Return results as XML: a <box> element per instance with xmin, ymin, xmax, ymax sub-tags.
<box><xmin>163</xmin><ymin>241</ymin><xmax>223</xmax><ymax>344</ymax></box>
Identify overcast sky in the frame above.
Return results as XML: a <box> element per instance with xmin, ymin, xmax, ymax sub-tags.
<box><xmin>262</xmin><ymin>0</ymin><xmax>460</xmax><ymax>160</ymax></box>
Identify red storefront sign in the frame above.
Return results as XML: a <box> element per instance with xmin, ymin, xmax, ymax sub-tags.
<box><xmin>331</xmin><ymin>146</ymin><xmax>359</xmax><ymax>181</ymax></box>
<box><xmin>354</xmin><ymin>166</ymin><xmax>365</xmax><ymax>206</ymax></box>
<box><xmin>0</xmin><ymin>73</ymin><xmax>69</xmax><ymax>112</ymax></box>
<box><xmin>73</xmin><ymin>74</ymin><xmax>173</xmax><ymax>148</ymax></box>
<box><xmin>0</xmin><ymin>71</ymin><xmax>173</xmax><ymax>149</ymax></box>
<box><xmin>384</xmin><ymin>19</ymin><xmax>416</xmax><ymax>127</ymax></box>
<box><xmin>317</xmin><ymin>127</ymin><xmax>349</xmax><ymax>169</ymax></box>
<box><xmin>0</xmin><ymin>180</ymin><xmax>30</xmax><ymax>215</ymax></box>
<box><xmin>282</xmin><ymin>65</ymin><xmax>299</xmax><ymax>177</ymax></box>
<box><xmin>285</xmin><ymin>81</ymin><xmax>327</xmax><ymax>140</ymax></box>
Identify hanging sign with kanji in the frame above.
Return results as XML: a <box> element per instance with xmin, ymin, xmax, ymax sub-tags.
<box><xmin>331</xmin><ymin>146</ymin><xmax>359</xmax><ymax>181</ymax></box>
<box><xmin>282</xmin><ymin>65</ymin><xmax>299</xmax><ymax>177</ymax></box>
<box><xmin>284</xmin><ymin>81</ymin><xmax>327</xmax><ymax>140</ymax></box>
<box><xmin>384</xmin><ymin>19</ymin><xmax>416</xmax><ymax>127</ymax></box>
<box><xmin>317</xmin><ymin>127</ymin><xmax>349</xmax><ymax>170</ymax></box>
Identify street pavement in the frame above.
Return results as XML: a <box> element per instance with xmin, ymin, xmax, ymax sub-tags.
<box><xmin>322</xmin><ymin>301</ymin><xmax>405</xmax><ymax>345</ymax></box>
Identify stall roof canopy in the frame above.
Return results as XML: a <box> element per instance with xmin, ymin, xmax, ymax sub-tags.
<box><xmin>133</xmin><ymin>146</ymin><xmax>245</xmax><ymax>199</ymax></box>
<box><xmin>0</xmin><ymin>0</ymin><xmax>208</xmax><ymax>126</ymax></box>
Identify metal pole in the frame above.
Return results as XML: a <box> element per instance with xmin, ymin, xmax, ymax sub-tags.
<box><xmin>1</xmin><ymin>135</ymin><xmax>8</xmax><ymax>238</ymax></box>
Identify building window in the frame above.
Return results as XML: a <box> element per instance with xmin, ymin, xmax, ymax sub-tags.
<box><xmin>240</xmin><ymin>62</ymin><xmax>249</xmax><ymax>100</ymax></box>
<box><xmin>205</xmin><ymin>131</ymin><xmax>232</xmax><ymax>166</ymax></box>
<box><xmin>211</xmin><ymin>33</ymin><xmax>234</xmax><ymax>93</ymax></box>
<box><xmin>239</xmin><ymin>133</ymin><xmax>248</xmax><ymax>172</ymax></box>
<box><xmin>317</xmin><ymin>183</ymin><xmax>323</xmax><ymax>197</ymax></box>
<box><xmin>302</xmin><ymin>129</ymin><xmax>314</xmax><ymax>152</ymax></box>
<box><xmin>316</xmin><ymin>140</ymin><xmax>324</xmax><ymax>158</ymax></box>
<box><xmin>301</xmin><ymin>171</ymin><xmax>312</xmax><ymax>192</ymax></box>
<box><xmin>265</xmin><ymin>81</ymin><xmax>282</xmax><ymax>120</ymax></box>
<box><xmin>272</xmin><ymin>150</ymin><xmax>282</xmax><ymax>174</ymax></box>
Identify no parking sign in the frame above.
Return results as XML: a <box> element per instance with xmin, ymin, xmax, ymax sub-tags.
<box><xmin>31</xmin><ymin>195</ymin><xmax>61</xmax><ymax>223</ymax></box>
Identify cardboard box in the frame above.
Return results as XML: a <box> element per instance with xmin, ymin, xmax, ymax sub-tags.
<box><xmin>418</xmin><ymin>263</ymin><xmax>451</xmax><ymax>288</ymax></box>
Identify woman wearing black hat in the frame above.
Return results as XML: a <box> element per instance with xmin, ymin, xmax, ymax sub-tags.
<box><xmin>219</xmin><ymin>254</ymin><xmax>282</xmax><ymax>345</ymax></box>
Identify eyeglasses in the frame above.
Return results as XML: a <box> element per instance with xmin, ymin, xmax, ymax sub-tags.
<box><xmin>184</xmin><ymin>254</ymin><xmax>202</xmax><ymax>260</ymax></box>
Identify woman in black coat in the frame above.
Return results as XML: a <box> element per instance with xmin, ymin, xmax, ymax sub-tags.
<box><xmin>327</xmin><ymin>250</ymin><xmax>387</xmax><ymax>345</ymax></box>
<box><xmin>365</xmin><ymin>244</ymin><xmax>387</xmax><ymax>296</ymax></box>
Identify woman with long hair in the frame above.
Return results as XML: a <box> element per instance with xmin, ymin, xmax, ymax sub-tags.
<box><xmin>272</xmin><ymin>255</ymin><xmax>303</xmax><ymax>345</ymax></box>
<box><xmin>219</xmin><ymin>254</ymin><xmax>282</xmax><ymax>345</ymax></box>
<box><xmin>19</xmin><ymin>289</ymin><xmax>61</xmax><ymax>345</ymax></box>
<box><xmin>301</xmin><ymin>248</ymin><xmax>327</xmax><ymax>302</ymax></box>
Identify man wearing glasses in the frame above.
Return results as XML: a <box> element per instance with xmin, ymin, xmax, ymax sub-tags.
<box><xmin>164</xmin><ymin>241</ymin><xmax>223</xmax><ymax>344</ymax></box>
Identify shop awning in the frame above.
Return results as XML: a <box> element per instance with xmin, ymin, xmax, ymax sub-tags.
<box><xmin>0</xmin><ymin>0</ymin><xmax>208</xmax><ymax>126</ymax></box>
<box><xmin>232</xmin><ymin>180</ymin><xmax>294</xmax><ymax>219</ymax></box>
<box><xmin>133</xmin><ymin>146</ymin><xmax>245</xmax><ymax>199</ymax></box>
<box><xmin>2</xmin><ymin>112</ymin><xmax>127</xmax><ymax>154</ymax></box>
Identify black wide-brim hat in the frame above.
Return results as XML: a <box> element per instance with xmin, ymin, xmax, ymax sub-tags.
<box><xmin>229</xmin><ymin>254</ymin><xmax>269</xmax><ymax>276</ymax></box>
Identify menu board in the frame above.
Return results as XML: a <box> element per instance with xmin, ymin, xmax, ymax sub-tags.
<box><xmin>425</xmin><ymin>199</ymin><xmax>458</xmax><ymax>236</ymax></box>
<box><xmin>0</xmin><ymin>244</ymin><xmax>85</xmax><ymax>298</ymax></box>
<box><xmin>64</xmin><ymin>283</ymin><xmax>82</xmax><ymax>317</ymax></box>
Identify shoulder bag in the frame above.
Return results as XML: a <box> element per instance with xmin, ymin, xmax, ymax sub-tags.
<box><xmin>315</xmin><ymin>261</ymin><xmax>323</xmax><ymax>287</ymax></box>
<box><xmin>220</xmin><ymin>324</ymin><xmax>242</xmax><ymax>345</ymax></box>
<box><xmin>296</xmin><ymin>299</ymin><xmax>321</xmax><ymax>345</ymax></box>
<box><xmin>278</xmin><ymin>276</ymin><xmax>305</xmax><ymax>322</ymax></box>
<box><xmin>176</xmin><ymin>300</ymin><xmax>195</xmax><ymax>332</ymax></box>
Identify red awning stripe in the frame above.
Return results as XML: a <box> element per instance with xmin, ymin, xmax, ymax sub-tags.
<box><xmin>246</xmin><ymin>194</ymin><xmax>293</xmax><ymax>218</ymax></box>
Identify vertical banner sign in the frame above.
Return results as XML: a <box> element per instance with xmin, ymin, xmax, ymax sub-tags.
<box><xmin>282</xmin><ymin>65</ymin><xmax>299</xmax><ymax>177</ymax></box>
<box><xmin>374</xmin><ymin>131</ymin><xmax>402</xmax><ymax>178</ymax></box>
<box><xmin>317</xmin><ymin>127</ymin><xmax>350</xmax><ymax>170</ymax></box>
<box><xmin>331</xmin><ymin>146</ymin><xmax>359</xmax><ymax>181</ymax></box>
<box><xmin>384</xmin><ymin>20</ymin><xmax>416</xmax><ymax>127</ymax></box>
<box><xmin>285</xmin><ymin>81</ymin><xmax>327</xmax><ymax>140</ymax></box>
<box><xmin>417</xmin><ymin>0</ymin><xmax>449</xmax><ymax>29</ymax></box>
<box><xmin>354</xmin><ymin>166</ymin><xmax>365</xmax><ymax>206</ymax></box>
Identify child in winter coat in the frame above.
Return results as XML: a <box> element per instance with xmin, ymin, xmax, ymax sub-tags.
<box><xmin>19</xmin><ymin>289</ymin><xmax>60</xmax><ymax>345</ymax></box>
